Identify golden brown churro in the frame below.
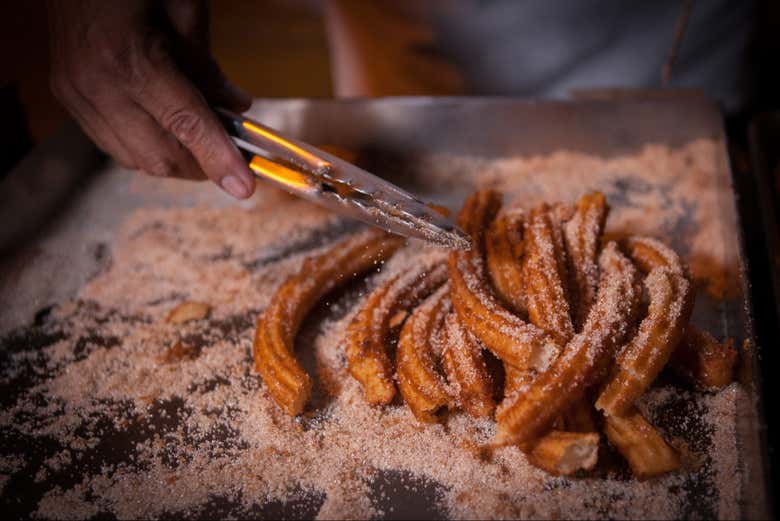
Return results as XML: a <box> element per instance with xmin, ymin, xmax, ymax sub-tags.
<box><xmin>590</xmin><ymin>236</ymin><xmax>689</xmax><ymax>476</ymax></box>
<box><xmin>596</xmin><ymin>266</ymin><xmax>693</xmax><ymax>416</ymax></box>
<box><xmin>441</xmin><ymin>312</ymin><xmax>496</xmax><ymax>418</ymax></box>
<box><xmin>596</xmin><ymin>236</ymin><xmax>693</xmax><ymax>415</ymax></box>
<box><xmin>564</xmin><ymin>192</ymin><xmax>609</xmax><ymax>330</ymax></box>
<box><xmin>522</xmin><ymin>204</ymin><xmax>574</xmax><ymax>346</ymax></box>
<box><xmin>669</xmin><ymin>325</ymin><xmax>737</xmax><ymax>390</ymax></box>
<box><xmin>508</xmin><ymin>202</ymin><xmax>597</xmax><ymax>443</ymax></box>
<box><xmin>485</xmin><ymin>209</ymin><xmax>526</xmax><ymax>315</ymax></box>
<box><xmin>396</xmin><ymin>284</ymin><xmax>453</xmax><ymax>422</ymax></box>
<box><xmin>254</xmin><ymin>229</ymin><xmax>403</xmax><ymax>415</ymax></box>
<box><xmin>483</xmin><ymin>207</ymin><xmax>537</xmax><ymax>416</ymax></box>
<box><xmin>525</xmin><ymin>431</ymin><xmax>600</xmax><ymax>476</ymax></box>
<box><xmin>500</xmin><ymin>364</ymin><xmax>531</xmax><ymax>402</ymax></box>
<box><xmin>603</xmin><ymin>408</ymin><xmax>681</xmax><ymax>479</ymax></box>
<box><xmin>495</xmin><ymin>242</ymin><xmax>641</xmax><ymax>446</ymax></box>
<box><xmin>448</xmin><ymin>190</ymin><xmax>561</xmax><ymax>371</ymax></box>
<box><xmin>347</xmin><ymin>261</ymin><xmax>449</xmax><ymax>405</ymax></box>
<box><xmin>622</xmin><ymin>236</ymin><xmax>685</xmax><ymax>274</ymax></box>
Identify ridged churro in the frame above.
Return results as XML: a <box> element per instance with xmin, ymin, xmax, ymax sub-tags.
<box><xmin>522</xmin><ymin>204</ymin><xmax>574</xmax><ymax>346</ymax></box>
<box><xmin>596</xmin><ymin>266</ymin><xmax>693</xmax><ymax>416</ymax></box>
<box><xmin>500</xmin><ymin>364</ymin><xmax>531</xmax><ymax>403</ymax></box>
<box><xmin>254</xmin><ymin>229</ymin><xmax>404</xmax><ymax>415</ymax></box>
<box><xmin>347</xmin><ymin>260</ymin><xmax>449</xmax><ymax>405</ymax></box>
<box><xmin>512</xmin><ymin>203</ymin><xmax>598</xmax><ymax>440</ymax></box>
<box><xmin>669</xmin><ymin>325</ymin><xmax>737</xmax><ymax>390</ymax></box>
<box><xmin>448</xmin><ymin>190</ymin><xmax>561</xmax><ymax>371</ymax></box>
<box><xmin>483</xmin><ymin>207</ymin><xmax>537</xmax><ymax>417</ymax></box>
<box><xmin>622</xmin><ymin>236</ymin><xmax>685</xmax><ymax>274</ymax></box>
<box><xmin>525</xmin><ymin>431</ymin><xmax>600</xmax><ymax>476</ymax></box>
<box><xmin>495</xmin><ymin>242</ymin><xmax>641</xmax><ymax>446</ymax></box>
<box><xmin>603</xmin><ymin>408</ymin><xmax>681</xmax><ymax>479</ymax></box>
<box><xmin>485</xmin><ymin>209</ymin><xmax>526</xmax><ymax>315</ymax></box>
<box><xmin>441</xmin><ymin>312</ymin><xmax>496</xmax><ymax>418</ymax></box>
<box><xmin>564</xmin><ymin>192</ymin><xmax>609</xmax><ymax>330</ymax></box>
<box><xmin>396</xmin><ymin>284</ymin><xmax>453</xmax><ymax>422</ymax></box>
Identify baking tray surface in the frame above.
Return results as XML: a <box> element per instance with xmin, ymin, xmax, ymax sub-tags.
<box><xmin>0</xmin><ymin>97</ymin><xmax>769</xmax><ymax>519</ymax></box>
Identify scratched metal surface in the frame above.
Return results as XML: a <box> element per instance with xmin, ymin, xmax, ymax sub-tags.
<box><xmin>0</xmin><ymin>97</ymin><xmax>770</xmax><ymax>519</ymax></box>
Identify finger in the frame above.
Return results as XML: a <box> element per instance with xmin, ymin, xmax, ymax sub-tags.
<box><xmin>51</xmin><ymin>78</ymin><xmax>137</xmax><ymax>169</ymax></box>
<box><xmin>72</xmin><ymin>110</ymin><xmax>137</xmax><ymax>170</ymax></box>
<box><xmin>120</xmin><ymin>103</ymin><xmax>208</xmax><ymax>181</ymax></box>
<box><xmin>94</xmin><ymin>95</ymin><xmax>208</xmax><ymax>181</ymax></box>
<box><xmin>127</xmin><ymin>58</ymin><xmax>256</xmax><ymax>198</ymax></box>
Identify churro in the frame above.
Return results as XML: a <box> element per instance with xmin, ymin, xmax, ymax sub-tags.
<box><xmin>254</xmin><ymin>229</ymin><xmax>403</xmax><ymax>415</ymax></box>
<box><xmin>500</xmin><ymin>364</ymin><xmax>531</xmax><ymax>403</ymax></box>
<box><xmin>563</xmin><ymin>192</ymin><xmax>609</xmax><ymax>330</ymax></box>
<box><xmin>347</xmin><ymin>260</ymin><xmax>449</xmax><ymax>405</ymax></box>
<box><xmin>482</xmin><ymin>207</ymin><xmax>537</xmax><ymax>418</ymax></box>
<box><xmin>596</xmin><ymin>265</ymin><xmax>693</xmax><ymax>416</ymax></box>
<box><xmin>396</xmin><ymin>284</ymin><xmax>453</xmax><ymax>422</ymax></box>
<box><xmin>525</xmin><ymin>431</ymin><xmax>600</xmax><ymax>476</ymax></box>
<box><xmin>669</xmin><ymin>325</ymin><xmax>737</xmax><ymax>390</ymax></box>
<box><xmin>440</xmin><ymin>312</ymin><xmax>496</xmax><ymax>418</ymax></box>
<box><xmin>622</xmin><ymin>235</ymin><xmax>685</xmax><ymax>274</ymax></box>
<box><xmin>513</xmin><ymin>203</ymin><xmax>598</xmax><ymax>439</ymax></box>
<box><xmin>485</xmin><ymin>209</ymin><xmax>526</xmax><ymax>315</ymax></box>
<box><xmin>448</xmin><ymin>190</ymin><xmax>560</xmax><ymax>371</ymax></box>
<box><xmin>603</xmin><ymin>408</ymin><xmax>681</xmax><ymax>479</ymax></box>
<box><xmin>522</xmin><ymin>204</ymin><xmax>574</xmax><ymax>346</ymax></box>
<box><xmin>495</xmin><ymin>242</ymin><xmax>641</xmax><ymax>446</ymax></box>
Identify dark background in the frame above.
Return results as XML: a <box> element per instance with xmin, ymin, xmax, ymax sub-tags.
<box><xmin>0</xmin><ymin>0</ymin><xmax>331</xmax><ymax>173</ymax></box>
<box><xmin>1</xmin><ymin>0</ymin><xmax>779</xmax><ymax>158</ymax></box>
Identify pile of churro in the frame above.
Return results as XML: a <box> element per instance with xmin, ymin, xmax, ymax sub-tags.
<box><xmin>253</xmin><ymin>189</ymin><xmax>737</xmax><ymax>478</ymax></box>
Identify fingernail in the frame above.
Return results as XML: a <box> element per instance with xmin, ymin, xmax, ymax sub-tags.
<box><xmin>221</xmin><ymin>175</ymin><xmax>250</xmax><ymax>199</ymax></box>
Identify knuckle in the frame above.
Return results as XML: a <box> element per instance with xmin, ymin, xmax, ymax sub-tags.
<box><xmin>93</xmin><ymin>37</ymin><xmax>153</xmax><ymax>93</ymax></box>
<box><xmin>145</xmin><ymin>157</ymin><xmax>176</xmax><ymax>178</ymax></box>
<box><xmin>143</xmin><ymin>33</ymin><xmax>171</xmax><ymax>67</ymax></box>
<box><xmin>96</xmin><ymin>40</ymin><xmax>137</xmax><ymax>76</ymax></box>
<box><xmin>163</xmin><ymin>108</ymin><xmax>206</xmax><ymax>147</ymax></box>
<box><xmin>52</xmin><ymin>53</ymin><xmax>111</xmax><ymax>102</ymax></box>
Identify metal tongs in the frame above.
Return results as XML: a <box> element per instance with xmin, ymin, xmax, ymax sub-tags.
<box><xmin>217</xmin><ymin>109</ymin><xmax>470</xmax><ymax>250</ymax></box>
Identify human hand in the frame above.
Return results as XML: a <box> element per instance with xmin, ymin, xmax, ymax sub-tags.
<box><xmin>47</xmin><ymin>0</ymin><xmax>255</xmax><ymax>199</ymax></box>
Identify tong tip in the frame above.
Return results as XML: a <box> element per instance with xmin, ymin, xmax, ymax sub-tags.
<box><xmin>410</xmin><ymin>222</ymin><xmax>472</xmax><ymax>251</ymax></box>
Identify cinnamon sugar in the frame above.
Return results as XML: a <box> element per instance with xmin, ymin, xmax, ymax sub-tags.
<box><xmin>0</xmin><ymin>140</ymin><xmax>750</xmax><ymax>519</ymax></box>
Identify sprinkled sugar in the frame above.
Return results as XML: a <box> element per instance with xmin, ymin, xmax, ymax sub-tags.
<box><xmin>0</xmin><ymin>140</ymin><xmax>746</xmax><ymax>519</ymax></box>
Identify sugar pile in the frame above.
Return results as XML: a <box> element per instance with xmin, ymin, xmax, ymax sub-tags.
<box><xmin>0</xmin><ymin>140</ymin><xmax>748</xmax><ymax>519</ymax></box>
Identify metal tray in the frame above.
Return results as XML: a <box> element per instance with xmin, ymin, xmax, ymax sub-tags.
<box><xmin>0</xmin><ymin>96</ymin><xmax>771</xmax><ymax>519</ymax></box>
